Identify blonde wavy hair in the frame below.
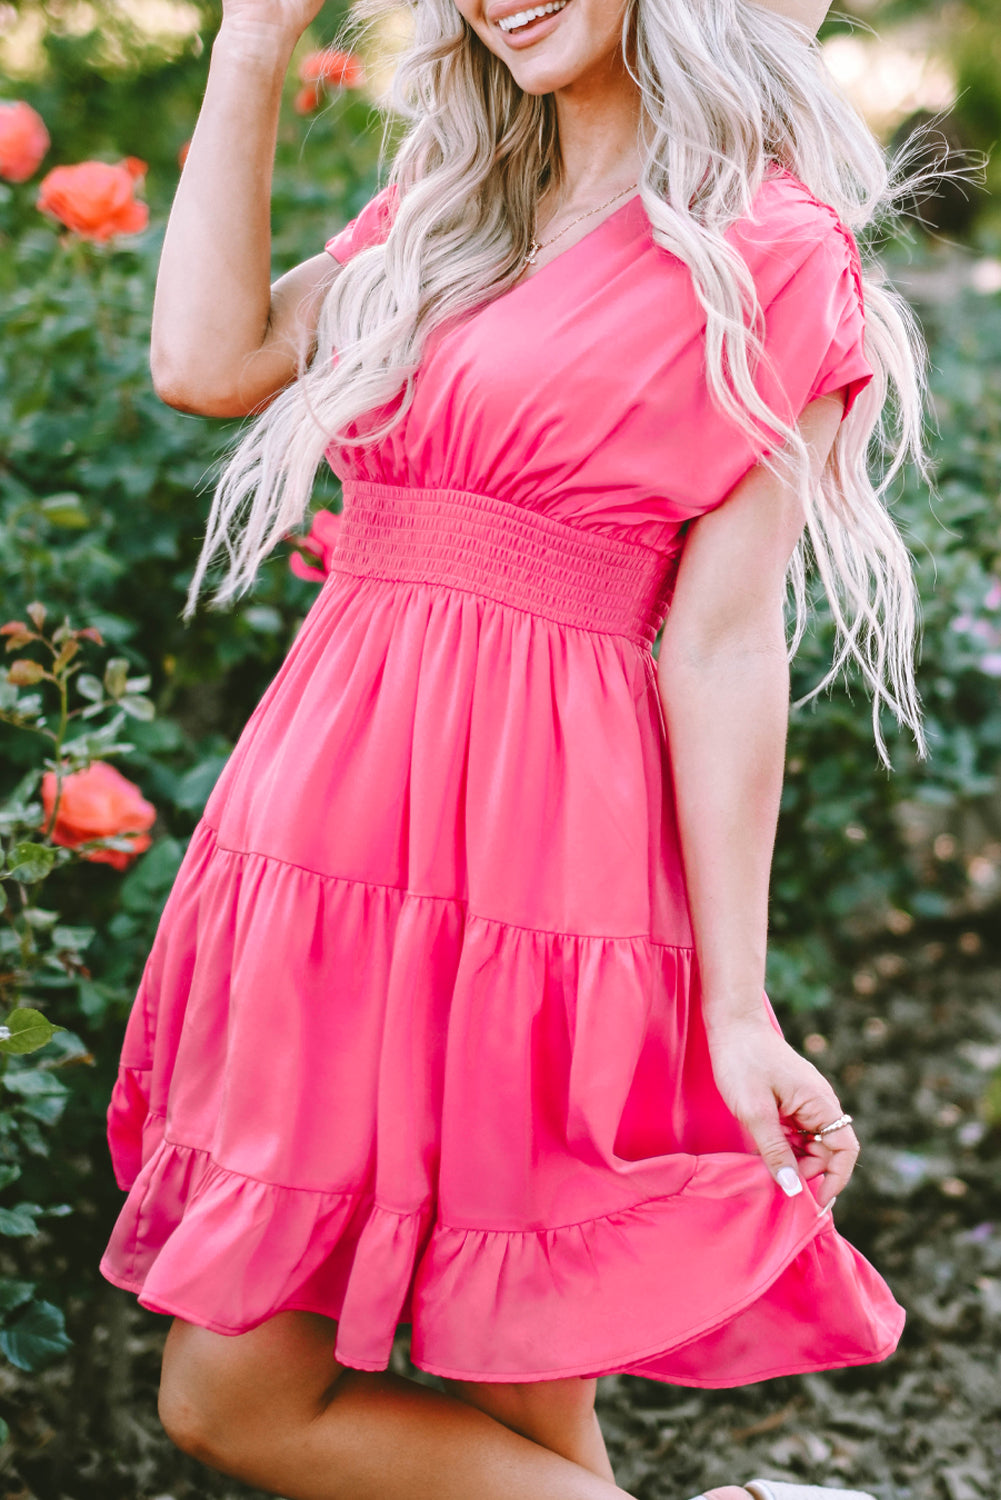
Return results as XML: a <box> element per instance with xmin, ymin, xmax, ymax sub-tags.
<box><xmin>182</xmin><ymin>0</ymin><xmax>974</xmax><ymax>768</ymax></box>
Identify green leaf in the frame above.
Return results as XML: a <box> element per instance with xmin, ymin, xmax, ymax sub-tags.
<box><xmin>0</xmin><ymin>1204</ymin><xmax>42</xmax><ymax>1238</ymax></box>
<box><xmin>0</xmin><ymin>1279</ymin><xmax>35</xmax><ymax>1317</ymax></box>
<box><xmin>0</xmin><ymin>1300</ymin><xmax>72</xmax><ymax>1371</ymax></box>
<box><xmin>103</xmin><ymin>658</ymin><xmax>129</xmax><ymax>698</ymax></box>
<box><xmin>77</xmin><ymin>979</ymin><xmax>116</xmax><ymax>1020</ymax></box>
<box><xmin>75</xmin><ymin>673</ymin><xmax>104</xmax><ymax>703</ymax></box>
<box><xmin>118</xmin><ymin>694</ymin><xmax>155</xmax><ymax>721</ymax></box>
<box><xmin>51</xmin><ymin>925</ymin><xmax>95</xmax><ymax>952</ymax></box>
<box><xmin>6</xmin><ymin>843</ymin><xmax>58</xmax><ymax>883</ymax></box>
<box><xmin>60</xmin><ymin>710</ymin><xmax>132</xmax><ymax>759</ymax></box>
<box><xmin>2</xmin><ymin>1069</ymin><xmax>69</xmax><ymax>1125</ymax></box>
<box><xmin>39</xmin><ymin>493</ymin><xmax>88</xmax><ymax>528</ymax></box>
<box><xmin>0</xmin><ymin>1165</ymin><xmax>22</xmax><ymax>1193</ymax></box>
<box><xmin>0</xmin><ymin>1416</ymin><xmax>9</xmax><ymax>1446</ymax></box>
<box><xmin>174</xmin><ymin>756</ymin><xmax>229</xmax><ymax>812</ymax></box>
<box><xmin>21</xmin><ymin>907</ymin><xmax>60</xmax><ymax>930</ymax></box>
<box><xmin>0</xmin><ymin>1009</ymin><xmax>63</xmax><ymax>1057</ymax></box>
<box><xmin>244</xmin><ymin>605</ymin><xmax>283</xmax><ymax>633</ymax></box>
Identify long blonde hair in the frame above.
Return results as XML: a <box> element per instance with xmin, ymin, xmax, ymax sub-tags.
<box><xmin>182</xmin><ymin>0</ymin><xmax>975</xmax><ymax>768</ymax></box>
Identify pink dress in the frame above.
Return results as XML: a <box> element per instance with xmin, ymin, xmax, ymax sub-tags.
<box><xmin>100</xmin><ymin>165</ymin><xmax>905</xmax><ymax>1385</ymax></box>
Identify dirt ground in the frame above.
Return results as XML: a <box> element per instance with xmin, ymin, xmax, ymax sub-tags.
<box><xmin>2</xmin><ymin>920</ymin><xmax>999</xmax><ymax>1500</ymax></box>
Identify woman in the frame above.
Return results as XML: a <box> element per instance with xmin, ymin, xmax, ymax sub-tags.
<box><xmin>98</xmin><ymin>0</ymin><xmax>935</xmax><ymax>1494</ymax></box>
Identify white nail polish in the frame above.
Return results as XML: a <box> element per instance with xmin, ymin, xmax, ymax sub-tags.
<box><xmin>778</xmin><ymin>1166</ymin><xmax>803</xmax><ymax>1197</ymax></box>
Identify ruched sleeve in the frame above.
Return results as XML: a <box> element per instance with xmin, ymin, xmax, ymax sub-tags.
<box><xmin>324</xmin><ymin>183</ymin><xmax>398</xmax><ymax>264</ymax></box>
<box><xmin>753</xmin><ymin>213</ymin><xmax>874</xmax><ymax>423</ymax></box>
<box><xmin>677</xmin><ymin>187</ymin><xmax>877</xmax><ymax>516</ymax></box>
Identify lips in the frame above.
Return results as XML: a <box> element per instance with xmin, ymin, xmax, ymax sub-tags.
<box><xmin>491</xmin><ymin>0</ymin><xmax>572</xmax><ymax>43</ymax></box>
<box><xmin>488</xmin><ymin>0</ymin><xmax>561</xmax><ymax>21</ymax></box>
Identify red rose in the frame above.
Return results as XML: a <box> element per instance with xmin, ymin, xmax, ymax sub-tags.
<box><xmin>36</xmin><ymin>158</ymin><xmax>150</xmax><ymax>243</ymax></box>
<box><xmin>0</xmin><ymin>101</ymin><xmax>50</xmax><ymax>184</ymax></box>
<box><xmin>40</xmin><ymin>762</ymin><xmax>156</xmax><ymax>871</ymax></box>
<box><xmin>297</xmin><ymin>49</ymin><xmax>366</xmax><ymax>89</ymax></box>
<box><xmin>287</xmin><ymin>509</ymin><xmax>343</xmax><ymax>581</ymax></box>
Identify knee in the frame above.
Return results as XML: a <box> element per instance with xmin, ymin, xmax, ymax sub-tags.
<box><xmin>157</xmin><ymin>1379</ymin><xmax>219</xmax><ymax>1464</ymax></box>
<box><xmin>156</xmin><ymin>1311</ymin><xmax>348</xmax><ymax>1475</ymax></box>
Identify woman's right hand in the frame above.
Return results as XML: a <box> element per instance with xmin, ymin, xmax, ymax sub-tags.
<box><xmin>219</xmin><ymin>0</ymin><xmax>329</xmax><ymax>52</ymax></box>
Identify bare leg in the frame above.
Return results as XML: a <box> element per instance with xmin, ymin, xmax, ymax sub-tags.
<box><xmin>158</xmin><ymin>1310</ymin><xmax>749</xmax><ymax>1500</ymax></box>
<box><xmin>443</xmin><ymin>1374</ymin><xmax>617</xmax><ymax>1481</ymax></box>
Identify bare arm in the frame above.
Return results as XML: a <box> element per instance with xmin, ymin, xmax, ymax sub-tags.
<box><xmin>657</xmin><ymin>390</ymin><xmax>860</xmax><ymax>1206</ymax></box>
<box><xmin>151</xmin><ymin>3</ymin><xmax>339</xmax><ymax>418</ymax></box>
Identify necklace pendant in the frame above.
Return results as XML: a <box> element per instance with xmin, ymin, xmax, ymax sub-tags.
<box><xmin>524</xmin><ymin>239</ymin><xmax>541</xmax><ymax>266</ymax></box>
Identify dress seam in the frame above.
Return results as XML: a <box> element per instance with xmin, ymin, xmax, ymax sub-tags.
<box><xmin>153</xmin><ymin>1134</ymin><xmax>371</xmax><ymax>1198</ymax></box>
<box><xmin>198</xmin><ymin>822</ymin><xmax>694</xmax><ymax>952</ymax></box>
<box><xmin>137</xmin><ymin>1133</ymin><xmax>704</xmax><ymax>1231</ymax></box>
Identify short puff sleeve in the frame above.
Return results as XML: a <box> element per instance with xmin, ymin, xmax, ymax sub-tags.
<box><xmin>324</xmin><ymin>183</ymin><xmax>398</xmax><ymax>264</ymax></box>
<box><xmin>690</xmin><ymin>185</ymin><xmax>876</xmax><ymax>513</ymax></box>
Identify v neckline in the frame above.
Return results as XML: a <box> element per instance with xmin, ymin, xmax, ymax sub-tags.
<box><xmin>502</xmin><ymin>190</ymin><xmax>645</xmax><ymax>299</ymax></box>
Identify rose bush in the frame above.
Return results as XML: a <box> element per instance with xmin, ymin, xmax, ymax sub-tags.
<box><xmin>0</xmin><ymin>102</ymin><xmax>50</xmax><ymax>184</ymax></box>
<box><xmin>36</xmin><ymin>157</ymin><xmax>149</xmax><ymax>243</ymax></box>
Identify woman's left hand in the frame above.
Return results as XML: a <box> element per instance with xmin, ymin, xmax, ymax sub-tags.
<box><xmin>705</xmin><ymin>1013</ymin><xmax>860</xmax><ymax>1208</ymax></box>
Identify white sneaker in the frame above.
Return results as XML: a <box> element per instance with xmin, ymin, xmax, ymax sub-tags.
<box><xmin>686</xmin><ymin>1483</ymin><xmax>878</xmax><ymax>1500</ymax></box>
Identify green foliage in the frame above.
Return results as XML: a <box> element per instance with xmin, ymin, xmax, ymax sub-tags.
<box><xmin>764</xmin><ymin>273</ymin><xmax>1001</xmax><ymax>1004</ymax></box>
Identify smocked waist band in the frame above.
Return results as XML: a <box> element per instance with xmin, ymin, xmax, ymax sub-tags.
<box><xmin>327</xmin><ymin>482</ymin><xmax>678</xmax><ymax>647</ymax></box>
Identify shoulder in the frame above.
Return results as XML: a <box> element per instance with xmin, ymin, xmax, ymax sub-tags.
<box><xmin>726</xmin><ymin>165</ymin><xmax>865</xmax><ymax>312</ymax></box>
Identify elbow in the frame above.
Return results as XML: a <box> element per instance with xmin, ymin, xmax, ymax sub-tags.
<box><xmin>659</xmin><ymin>599</ymin><xmax>789</xmax><ymax>672</ymax></box>
<box><xmin>149</xmin><ymin>353</ymin><xmax>248</xmax><ymax>418</ymax></box>
<box><xmin>149</xmin><ymin>359</ymin><xmax>287</xmax><ymax>420</ymax></box>
<box><xmin>656</xmin><ymin>615</ymin><xmax>790</xmax><ymax>703</ymax></box>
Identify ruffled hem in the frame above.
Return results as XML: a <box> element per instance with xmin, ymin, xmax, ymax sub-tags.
<box><xmin>100</xmin><ymin>1131</ymin><xmax>904</xmax><ymax>1386</ymax></box>
<box><xmin>102</xmin><ymin>816</ymin><xmax>904</xmax><ymax>1386</ymax></box>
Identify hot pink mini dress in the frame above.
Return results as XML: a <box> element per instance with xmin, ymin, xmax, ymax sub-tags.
<box><xmin>100</xmin><ymin>164</ymin><xmax>905</xmax><ymax>1385</ymax></box>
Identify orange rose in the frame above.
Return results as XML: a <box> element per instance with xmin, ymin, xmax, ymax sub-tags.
<box><xmin>40</xmin><ymin>762</ymin><xmax>156</xmax><ymax>871</ymax></box>
<box><xmin>293</xmin><ymin>83</ymin><xmax>324</xmax><ymax>116</ymax></box>
<box><xmin>297</xmin><ymin>49</ymin><xmax>366</xmax><ymax>89</ymax></box>
<box><xmin>177</xmin><ymin>138</ymin><xmax>191</xmax><ymax>169</ymax></box>
<box><xmin>287</xmin><ymin>509</ymin><xmax>342</xmax><ymax>580</ymax></box>
<box><xmin>0</xmin><ymin>101</ymin><xmax>50</xmax><ymax>184</ymax></box>
<box><xmin>36</xmin><ymin>158</ymin><xmax>149</xmax><ymax>243</ymax></box>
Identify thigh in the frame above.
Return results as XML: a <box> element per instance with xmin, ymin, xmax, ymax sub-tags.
<box><xmin>159</xmin><ymin>1309</ymin><xmax>347</xmax><ymax>1451</ymax></box>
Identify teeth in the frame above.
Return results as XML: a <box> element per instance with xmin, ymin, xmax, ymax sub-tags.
<box><xmin>498</xmin><ymin>0</ymin><xmax>568</xmax><ymax>32</ymax></box>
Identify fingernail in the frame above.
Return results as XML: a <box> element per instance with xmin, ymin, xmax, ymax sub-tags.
<box><xmin>778</xmin><ymin>1166</ymin><xmax>803</xmax><ymax>1197</ymax></box>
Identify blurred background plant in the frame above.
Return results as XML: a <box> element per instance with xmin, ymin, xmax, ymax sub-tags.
<box><xmin>0</xmin><ymin>602</ymin><xmax>159</xmax><ymax>1412</ymax></box>
<box><xmin>0</xmin><ymin>0</ymin><xmax>1000</xmax><ymax>1494</ymax></box>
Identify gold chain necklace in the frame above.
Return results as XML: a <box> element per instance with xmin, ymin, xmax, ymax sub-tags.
<box><xmin>523</xmin><ymin>181</ymin><xmax>639</xmax><ymax>268</ymax></box>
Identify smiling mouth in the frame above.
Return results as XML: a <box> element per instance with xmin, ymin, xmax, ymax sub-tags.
<box><xmin>496</xmin><ymin>0</ymin><xmax>570</xmax><ymax>35</ymax></box>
